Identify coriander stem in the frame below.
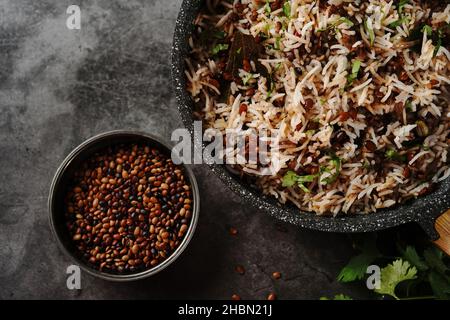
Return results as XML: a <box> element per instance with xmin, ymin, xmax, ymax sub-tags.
<box><xmin>399</xmin><ymin>296</ymin><xmax>435</xmax><ymax>301</ymax></box>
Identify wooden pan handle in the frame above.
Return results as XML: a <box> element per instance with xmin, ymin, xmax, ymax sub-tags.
<box><xmin>433</xmin><ymin>209</ymin><xmax>450</xmax><ymax>257</ymax></box>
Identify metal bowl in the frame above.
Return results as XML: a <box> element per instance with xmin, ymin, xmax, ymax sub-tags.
<box><xmin>171</xmin><ymin>0</ymin><xmax>450</xmax><ymax>239</ymax></box>
<box><xmin>48</xmin><ymin>130</ymin><xmax>200</xmax><ymax>281</ymax></box>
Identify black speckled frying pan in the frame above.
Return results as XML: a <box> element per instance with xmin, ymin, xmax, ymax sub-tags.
<box><xmin>171</xmin><ymin>0</ymin><xmax>450</xmax><ymax>253</ymax></box>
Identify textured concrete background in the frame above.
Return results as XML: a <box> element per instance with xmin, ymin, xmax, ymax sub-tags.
<box><xmin>0</xmin><ymin>0</ymin><xmax>418</xmax><ymax>299</ymax></box>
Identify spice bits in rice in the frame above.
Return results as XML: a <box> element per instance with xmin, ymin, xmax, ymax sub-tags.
<box><xmin>186</xmin><ymin>0</ymin><xmax>450</xmax><ymax>215</ymax></box>
<box><xmin>64</xmin><ymin>144</ymin><xmax>193</xmax><ymax>273</ymax></box>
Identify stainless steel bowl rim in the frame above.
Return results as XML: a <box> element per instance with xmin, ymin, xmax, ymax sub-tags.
<box><xmin>48</xmin><ymin>130</ymin><xmax>200</xmax><ymax>281</ymax></box>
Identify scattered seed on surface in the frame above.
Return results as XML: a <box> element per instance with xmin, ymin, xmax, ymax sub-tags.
<box><xmin>229</xmin><ymin>227</ymin><xmax>238</xmax><ymax>236</ymax></box>
<box><xmin>272</xmin><ymin>271</ymin><xmax>281</xmax><ymax>280</ymax></box>
<box><xmin>235</xmin><ymin>265</ymin><xmax>245</xmax><ymax>275</ymax></box>
<box><xmin>231</xmin><ymin>294</ymin><xmax>241</xmax><ymax>301</ymax></box>
<box><xmin>267</xmin><ymin>292</ymin><xmax>276</xmax><ymax>300</ymax></box>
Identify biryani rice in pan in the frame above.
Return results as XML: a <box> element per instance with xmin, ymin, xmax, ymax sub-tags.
<box><xmin>185</xmin><ymin>0</ymin><xmax>450</xmax><ymax>215</ymax></box>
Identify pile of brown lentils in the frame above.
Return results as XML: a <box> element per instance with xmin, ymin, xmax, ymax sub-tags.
<box><xmin>64</xmin><ymin>144</ymin><xmax>193</xmax><ymax>274</ymax></box>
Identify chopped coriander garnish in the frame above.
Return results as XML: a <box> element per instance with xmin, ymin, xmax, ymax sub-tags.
<box><xmin>398</xmin><ymin>0</ymin><xmax>409</xmax><ymax>15</ymax></box>
<box><xmin>283</xmin><ymin>1</ymin><xmax>291</xmax><ymax>18</ymax></box>
<box><xmin>242</xmin><ymin>73</ymin><xmax>254</xmax><ymax>85</ymax></box>
<box><xmin>405</xmin><ymin>100</ymin><xmax>413</xmax><ymax>111</ymax></box>
<box><xmin>275</xmin><ymin>62</ymin><xmax>282</xmax><ymax>71</ymax></box>
<box><xmin>422</xmin><ymin>24</ymin><xmax>433</xmax><ymax>36</ymax></box>
<box><xmin>364</xmin><ymin>19</ymin><xmax>375</xmax><ymax>46</ymax></box>
<box><xmin>321</xmin><ymin>155</ymin><xmax>342</xmax><ymax>185</ymax></box>
<box><xmin>274</xmin><ymin>36</ymin><xmax>281</xmax><ymax>50</ymax></box>
<box><xmin>211</xmin><ymin>43</ymin><xmax>229</xmax><ymax>55</ymax></box>
<box><xmin>362</xmin><ymin>160</ymin><xmax>371</xmax><ymax>169</ymax></box>
<box><xmin>337</xmin><ymin>17</ymin><xmax>354</xmax><ymax>28</ymax></box>
<box><xmin>305</xmin><ymin>129</ymin><xmax>316</xmax><ymax>136</ymax></box>
<box><xmin>385</xmin><ymin>149</ymin><xmax>397</xmax><ymax>159</ymax></box>
<box><xmin>282</xmin><ymin>171</ymin><xmax>315</xmax><ymax>193</ymax></box>
<box><xmin>347</xmin><ymin>60</ymin><xmax>362</xmax><ymax>86</ymax></box>
<box><xmin>317</xmin><ymin>16</ymin><xmax>353</xmax><ymax>33</ymax></box>
<box><xmin>236</xmin><ymin>47</ymin><xmax>242</xmax><ymax>54</ymax></box>
<box><xmin>422</xmin><ymin>145</ymin><xmax>430</xmax><ymax>151</ymax></box>
<box><xmin>266</xmin><ymin>81</ymin><xmax>274</xmax><ymax>98</ymax></box>
<box><xmin>265</xmin><ymin>0</ymin><xmax>271</xmax><ymax>15</ymax></box>
<box><xmin>375</xmin><ymin>260</ymin><xmax>417</xmax><ymax>299</ymax></box>
<box><xmin>385</xmin><ymin>148</ymin><xmax>407</xmax><ymax>162</ymax></box>
<box><xmin>389</xmin><ymin>17</ymin><xmax>408</xmax><ymax>29</ymax></box>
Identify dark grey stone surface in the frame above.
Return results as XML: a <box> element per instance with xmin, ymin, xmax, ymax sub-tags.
<box><xmin>0</xmin><ymin>0</ymin><xmax>404</xmax><ymax>299</ymax></box>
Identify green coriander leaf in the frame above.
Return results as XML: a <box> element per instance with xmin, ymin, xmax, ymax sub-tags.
<box><xmin>337</xmin><ymin>17</ymin><xmax>354</xmax><ymax>27</ymax></box>
<box><xmin>281</xmin><ymin>171</ymin><xmax>316</xmax><ymax>192</ymax></box>
<box><xmin>375</xmin><ymin>259</ymin><xmax>417</xmax><ymax>299</ymax></box>
<box><xmin>434</xmin><ymin>36</ymin><xmax>442</xmax><ymax>57</ymax></box>
<box><xmin>283</xmin><ymin>1</ymin><xmax>291</xmax><ymax>18</ymax></box>
<box><xmin>337</xmin><ymin>254</ymin><xmax>377</xmax><ymax>282</ymax></box>
<box><xmin>421</xmin><ymin>24</ymin><xmax>433</xmax><ymax>36</ymax></box>
<box><xmin>351</xmin><ymin>60</ymin><xmax>362</xmax><ymax>75</ymax></box>
<box><xmin>321</xmin><ymin>155</ymin><xmax>342</xmax><ymax>185</ymax></box>
<box><xmin>398</xmin><ymin>0</ymin><xmax>409</xmax><ymax>14</ymax></box>
<box><xmin>362</xmin><ymin>161</ymin><xmax>371</xmax><ymax>169</ymax></box>
<box><xmin>298</xmin><ymin>183</ymin><xmax>310</xmax><ymax>193</ymax></box>
<box><xmin>242</xmin><ymin>73</ymin><xmax>254</xmax><ymax>85</ymax></box>
<box><xmin>337</xmin><ymin>234</ymin><xmax>380</xmax><ymax>282</ymax></box>
<box><xmin>275</xmin><ymin>62</ymin><xmax>282</xmax><ymax>71</ymax></box>
<box><xmin>385</xmin><ymin>148</ymin><xmax>407</xmax><ymax>162</ymax></box>
<box><xmin>402</xmin><ymin>246</ymin><xmax>429</xmax><ymax>272</ymax></box>
<box><xmin>274</xmin><ymin>36</ymin><xmax>281</xmax><ymax>50</ymax></box>
<box><xmin>389</xmin><ymin>17</ymin><xmax>408</xmax><ymax>29</ymax></box>
<box><xmin>405</xmin><ymin>100</ymin><xmax>413</xmax><ymax>111</ymax></box>
<box><xmin>423</xmin><ymin>247</ymin><xmax>449</xmax><ymax>276</ymax></box>
<box><xmin>429</xmin><ymin>270</ymin><xmax>450</xmax><ymax>300</ymax></box>
<box><xmin>306</xmin><ymin>129</ymin><xmax>316</xmax><ymax>136</ymax></box>
<box><xmin>265</xmin><ymin>0</ymin><xmax>271</xmax><ymax>15</ymax></box>
<box><xmin>385</xmin><ymin>149</ymin><xmax>396</xmax><ymax>159</ymax></box>
<box><xmin>364</xmin><ymin>19</ymin><xmax>375</xmax><ymax>46</ymax></box>
<box><xmin>296</xmin><ymin>174</ymin><xmax>317</xmax><ymax>183</ymax></box>
<box><xmin>282</xmin><ymin>170</ymin><xmax>299</xmax><ymax>187</ymax></box>
<box><xmin>266</xmin><ymin>80</ymin><xmax>274</xmax><ymax>98</ymax></box>
<box><xmin>211</xmin><ymin>43</ymin><xmax>229</xmax><ymax>55</ymax></box>
<box><xmin>347</xmin><ymin>60</ymin><xmax>361</xmax><ymax>86</ymax></box>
